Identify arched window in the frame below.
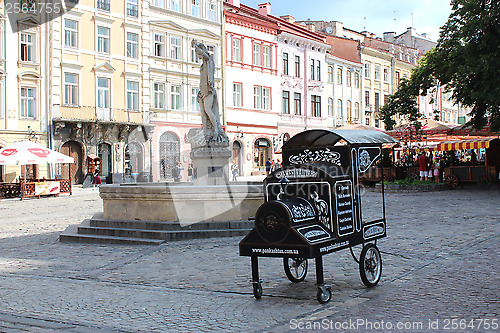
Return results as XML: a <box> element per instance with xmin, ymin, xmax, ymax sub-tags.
<box><xmin>337</xmin><ymin>99</ymin><xmax>343</xmax><ymax>115</ymax></box>
<box><xmin>328</xmin><ymin>98</ymin><xmax>334</xmax><ymax>116</ymax></box>
<box><xmin>355</xmin><ymin>102</ymin><xmax>360</xmax><ymax>120</ymax></box>
<box><xmin>232</xmin><ymin>140</ymin><xmax>242</xmax><ymax>176</ymax></box>
<box><xmin>346</xmin><ymin>70</ymin><xmax>352</xmax><ymax>86</ymax></box>
<box><xmin>254</xmin><ymin>138</ymin><xmax>271</xmax><ymax>170</ymax></box>
<box><xmin>337</xmin><ymin>67</ymin><xmax>342</xmax><ymax>85</ymax></box>
<box><xmin>159</xmin><ymin>131</ymin><xmax>179</xmax><ymax>180</ymax></box>
<box><xmin>125</xmin><ymin>142</ymin><xmax>144</xmax><ymax>181</ymax></box>
<box><xmin>347</xmin><ymin>100</ymin><xmax>352</xmax><ymax>120</ymax></box>
<box><xmin>354</xmin><ymin>72</ymin><xmax>360</xmax><ymax>88</ymax></box>
<box><xmin>98</xmin><ymin>142</ymin><xmax>112</xmax><ymax>181</ymax></box>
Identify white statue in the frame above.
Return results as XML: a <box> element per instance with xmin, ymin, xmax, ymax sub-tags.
<box><xmin>190</xmin><ymin>40</ymin><xmax>229</xmax><ymax>147</ymax></box>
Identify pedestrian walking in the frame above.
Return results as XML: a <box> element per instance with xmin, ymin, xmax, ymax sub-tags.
<box><xmin>265</xmin><ymin>158</ymin><xmax>272</xmax><ymax>175</ymax></box>
<box><xmin>92</xmin><ymin>167</ymin><xmax>101</xmax><ymax>188</ymax></box>
<box><xmin>231</xmin><ymin>162</ymin><xmax>239</xmax><ymax>181</ymax></box>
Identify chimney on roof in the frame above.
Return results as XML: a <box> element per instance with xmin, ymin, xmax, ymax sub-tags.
<box><xmin>258</xmin><ymin>2</ymin><xmax>271</xmax><ymax>16</ymax></box>
<box><xmin>226</xmin><ymin>0</ymin><xmax>240</xmax><ymax>7</ymax></box>
<box><xmin>305</xmin><ymin>21</ymin><xmax>316</xmax><ymax>32</ymax></box>
<box><xmin>280</xmin><ymin>15</ymin><xmax>295</xmax><ymax>24</ymax></box>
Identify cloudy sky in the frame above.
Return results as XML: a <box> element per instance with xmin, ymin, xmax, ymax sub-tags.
<box><xmin>242</xmin><ymin>0</ymin><xmax>453</xmax><ymax>42</ymax></box>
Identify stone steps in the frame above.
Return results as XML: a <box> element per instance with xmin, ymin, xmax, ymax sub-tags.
<box><xmin>59</xmin><ymin>218</ymin><xmax>253</xmax><ymax>245</ymax></box>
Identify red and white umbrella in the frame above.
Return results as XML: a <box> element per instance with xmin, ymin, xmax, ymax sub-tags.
<box><xmin>0</xmin><ymin>140</ymin><xmax>74</xmax><ymax>165</ymax></box>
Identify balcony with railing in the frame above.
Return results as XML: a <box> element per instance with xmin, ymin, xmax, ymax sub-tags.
<box><xmin>54</xmin><ymin>106</ymin><xmax>144</xmax><ymax>124</ymax></box>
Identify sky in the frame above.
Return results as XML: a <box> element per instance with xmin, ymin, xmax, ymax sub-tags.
<box><xmin>242</xmin><ymin>0</ymin><xmax>453</xmax><ymax>42</ymax></box>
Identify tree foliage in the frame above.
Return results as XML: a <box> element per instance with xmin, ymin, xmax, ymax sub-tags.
<box><xmin>381</xmin><ymin>0</ymin><xmax>500</xmax><ymax>131</ymax></box>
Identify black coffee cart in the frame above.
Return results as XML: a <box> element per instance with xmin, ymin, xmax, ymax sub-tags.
<box><xmin>240</xmin><ymin>129</ymin><xmax>399</xmax><ymax>303</ymax></box>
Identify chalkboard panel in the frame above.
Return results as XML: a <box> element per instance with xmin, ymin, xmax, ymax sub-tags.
<box><xmin>335</xmin><ymin>180</ymin><xmax>354</xmax><ymax>236</ymax></box>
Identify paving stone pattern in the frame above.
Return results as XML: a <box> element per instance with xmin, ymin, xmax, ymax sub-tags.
<box><xmin>0</xmin><ymin>187</ymin><xmax>498</xmax><ymax>332</ymax></box>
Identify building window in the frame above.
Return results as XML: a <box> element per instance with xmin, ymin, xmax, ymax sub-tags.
<box><xmin>346</xmin><ymin>70</ymin><xmax>352</xmax><ymax>87</ymax></box>
<box><xmin>253</xmin><ymin>86</ymin><xmax>262</xmax><ymax>109</ymax></box>
<box><xmin>295</xmin><ymin>55</ymin><xmax>300</xmax><ymax>77</ymax></box>
<box><xmin>337</xmin><ymin>67</ymin><xmax>342</xmax><ymax>85</ymax></box>
<box><xmin>97</xmin><ymin>26</ymin><xmax>110</xmax><ymax>54</ymax></box>
<box><xmin>233</xmin><ymin>83</ymin><xmax>242</xmax><ymax>107</ymax></box>
<box><xmin>97</xmin><ymin>77</ymin><xmax>110</xmax><ymax>108</ymax></box>
<box><xmin>191</xmin><ymin>0</ymin><xmax>201</xmax><ymax>17</ymax></box>
<box><xmin>328</xmin><ymin>66</ymin><xmax>333</xmax><ymax>82</ymax></box>
<box><xmin>171</xmin><ymin>0</ymin><xmax>180</xmax><ymax>11</ymax></box>
<box><xmin>64</xmin><ymin>73</ymin><xmax>78</xmax><ymax>106</ymax></box>
<box><xmin>154</xmin><ymin>0</ymin><xmax>166</xmax><ymax>7</ymax></box>
<box><xmin>374</xmin><ymin>64</ymin><xmax>380</xmax><ymax>80</ymax></box>
<box><xmin>170</xmin><ymin>85</ymin><xmax>181</xmax><ymax>110</ymax></box>
<box><xmin>365</xmin><ymin>91</ymin><xmax>370</xmax><ymax>108</ymax></box>
<box><xmin>347</xmin><ymin>100</ymin><xmax>352</xmax><ymax>120</ymax></box>
<box><xmin>355</xmin><ymin>102</ymin><xmax>360</xmax><ymax>119</ymax></box>
<box><xmin>126</xmin><ymin>0</ymin><xmax>139</xmax><ymax>17</ymax></box>
<box><xmin>354</xmin><ymin>72</ymin><xmax>360</xmax><ymax>88</ymax></box>
<box><xmin>263</xmin><ymin>87</ymin><xmax>271</xmax><ymax>110</ymax></box>
<box><xmin>311</xmin><ymin>95</ymin><xmax>321</xmax><ymax>117</ymax></box>
<box><xmin>328</xmin><ymin>97</ymin><xmax>333</xmax><ymax>116</ymax></box>
<box><xmin>206</xmin><ymin>1</ymin><xmax>217</xmax><ymax>21</ymax></box>
<box><xmin>97</xmin><ymin>0</ymin><xmax>110</xmax><ymax>11</ymax></box>
<box><xmin>384</xmin><ymin>67</ymin><xmax>389</xmax><ymax>82</ymax></box>
<box><xmin>294</xmin><ymin>92</ymin><xmax>301</xmax><ymax>115</ymax></box>
<box><xmin>154</xmin><ymin>33</ymin><xmax>165</xmax><ymax>57</ymax></box>
<box><xmin>126</xmin><ymin>81</ymin><xmax>139</xmax><ymax>111</ymax></box>
<box><xmin>170</xmin><ymin>36</ymin><xmax>181</xmax><ymax>60</ymax></box>
<box><xmin>364</xmin><ymin>62</ymin><xmax>371</xmax><ymax>77</ymax></box>
<box><xmin>207</xmin><ymin>45</ymin><xmax>216</xmax><ymax>62</ymax></box>
<box><xmin>316</xmin><ymin>61</ymin><xmax>321</xmax><ymax>81</ymax></box>
<box><xmin>263</xmin><ymin>45</ymin><xmax>271</xmax><ymax>68</ymax></box>
<box><xmin>126</xmin><ymin>32</ymin><xmax>139</xmax><ymax>58</ymax></box>
<box><xmin>232</xmin><ymin>38</ymin><xmax>241</xmax><ymax>62</ymax></box>
<box><xmin>20</xmin><ymin>87</ymin><xmax>36</xmax><ymax>118</ymax></box>
<box><xmin>191</xmin><ymin>88</ymin><xmax>200</xmax><ymax>112</ymax></box>
<box><xmin>395</xmin><ymin>71</ymin><xmax>401</xmax><ymax>86</ymax></box>
<box><xmin>337</xmin><ymin>99</ymin><xmax>342</xmax><ymax>115</ymax></box>
<box><xmin>20</xmin><ymin>32</ymin><xmax>35</xmax><ymax>62</ymax></box>
<box><xmin>282</xmin><ymin>91</ymin><xmax>290</xmax><ymax>114</ymax></box>
<box><xmin>154</xmin><ymin>83</ymin><xmax>165</xmax><ymax>109</ymax></box>
<box><xmin>253</xmin><ymin>44</ymin><xmax>261</xmax><ymax>66</ymax></box>
<box><xmin>64</xmin><ymin>19</ymin><xmax>78</xmax><ymax>48</ymax></box>
<box><xmin>374</xmin><ymin>92</ymin><xmax>380</xmax><ymax>112</ymax></box>
<box><xmin>283</xmin><ymin>52</ymin><xmax>288</xmax><ymax>75</ymax></box>
<box><xmin>310</xmin><ymin>59</ymin><xmax>315</xmax><ymax>80</ymax></box>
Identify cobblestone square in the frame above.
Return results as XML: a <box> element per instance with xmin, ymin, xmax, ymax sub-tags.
<box><xmin>0</xmin><ymin>187</ymin><xmax>498</xmax><ymax>332</ymax></box>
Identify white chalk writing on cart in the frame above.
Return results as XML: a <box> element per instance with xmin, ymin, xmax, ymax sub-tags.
<box><xmin>289</xmin><ymin>148</ymin><xmax>341</xmax><ymax>166</ymax></box>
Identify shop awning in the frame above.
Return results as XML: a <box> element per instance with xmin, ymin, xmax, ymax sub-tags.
<box><xmin>402</xmin><ymin>144</ymin><xmax>438</xmax><ymax>153</ymax></box>
<box><xmin>436</xmin><ymin>138</ymin><xmax>499</xmax><ymax>151</ymax></box>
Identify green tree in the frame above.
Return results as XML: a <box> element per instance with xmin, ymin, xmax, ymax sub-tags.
<box><xmin>381</xmin><ymin>0</ymin><xmax>500</xmax><ymax>131</ymax></box>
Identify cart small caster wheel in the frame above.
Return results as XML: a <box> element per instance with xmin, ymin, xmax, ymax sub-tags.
<box><xmin>316</xmin><ymin>285</ymin><xmax>331</xmax><ymax>304</ymax></box>
<box><xmin>283</xmin><ymin>257</ymin><xmax>308</xmax><ymax>283</ymax></box>
<box><xmin>253</xmin><ymin>282</ymin><xmax>262</xmax><ymax>299</ymax></box>
<box><xmin>359</xmin><ymin>243</ymin><xmax>382</xmax><ymax>287</ymax></box>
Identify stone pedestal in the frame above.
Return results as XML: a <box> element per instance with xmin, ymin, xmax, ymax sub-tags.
<box><xmin>190</xmin><ymin>145</ymin><xmax>232</xmax><ymax>186</ymax></box>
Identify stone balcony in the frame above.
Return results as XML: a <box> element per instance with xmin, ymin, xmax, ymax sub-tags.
<box><xmin>53</xmin><ymin>105</ymin><xmax>144</xmax><ymax>125</ymax></box>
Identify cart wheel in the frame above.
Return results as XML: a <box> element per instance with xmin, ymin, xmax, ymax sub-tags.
<box><xmin>252</xmin><ymin>282</ymin><xmax>262</xmax><ymax>299</ymax></box>
<box><xmin>283</xmin><ymin>258</ymin><xmax>308</xmax><ymax>283</ymax></box>
<box><xmin>359</xmin><ymin>243</ymin><xmax>382</xmax><ymax>287</ymax></box>
<box><xmin>445</xmin><ymin>174</ymin><xmax>459</xmax><ymax>189</ymax></box>
<box><xmin>316</xmin><ymin>285</ymin><xmax>332</xmax><ymax>304</ymax></box>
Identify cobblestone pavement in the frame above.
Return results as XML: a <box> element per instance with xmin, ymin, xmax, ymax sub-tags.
<box><xmin>0</xmin><ymin>186</ymin><xmax>498</xmax><ymax>332</ymax></box>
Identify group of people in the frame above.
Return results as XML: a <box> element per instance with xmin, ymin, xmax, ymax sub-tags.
<box><xmin>265</xmin><ymin>158</ymin><xmax>282</xmax><ymax>175</ymax></box>
<box><xmin>418</xmin><ymin>152</ymin><xmax>449</xmax><ymax>182</ymax></box>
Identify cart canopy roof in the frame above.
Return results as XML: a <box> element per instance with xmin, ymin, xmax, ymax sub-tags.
<box><xmin>283</xmin><ymin>129</ymin><xmax>399</xmax><ymax>149</ymax></box>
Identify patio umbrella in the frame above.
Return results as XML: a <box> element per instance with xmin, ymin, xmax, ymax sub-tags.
<box><xmin>0</xmin><ymin>140</ymin><xmax>74</xmax><ymax>165</ymax></box>
<box><xmin>336</xmin><ymin>123</ymin><xmax>383</xmax><ymax>131</ymax></box>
